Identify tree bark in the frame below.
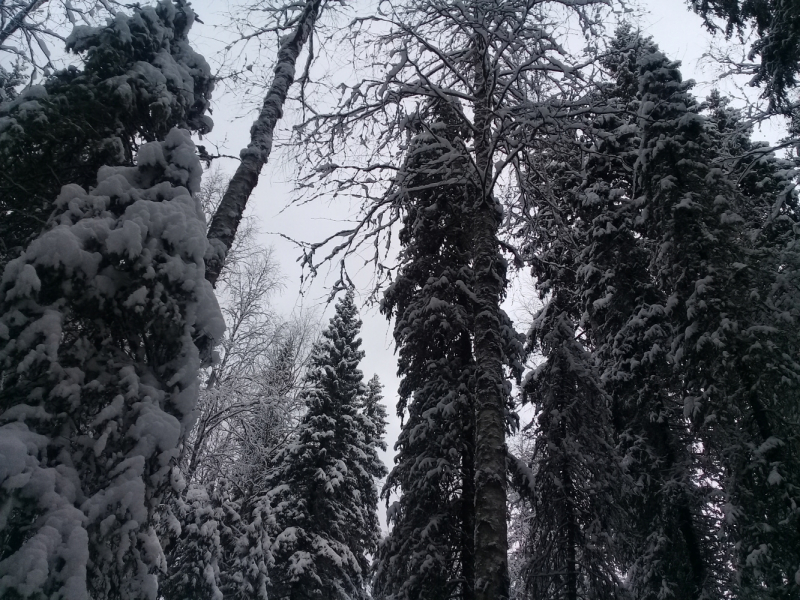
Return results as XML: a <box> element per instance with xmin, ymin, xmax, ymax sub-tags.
<box><xmin>653</xmin><ymin>411</ymin><xmax>706</xmax><ymax>598</ymax></box>
<box><xmin>471</xmin><ymin>20</ymin><xmax>510</xmax><ymax>600</ymax></box>
<box><xmin>205</xmin><ymin>0</ymin><xmax>322</xmax><ymax>287</ymax></box>
<box><xmin>563</xmin><ymin>457</ymin><xmax>577</xmax><ymax>600</ymax></box>
<box><xmin>461</xmin><ymin>385</ymin><xmax>476</xmax><ymax>600</ymax></box>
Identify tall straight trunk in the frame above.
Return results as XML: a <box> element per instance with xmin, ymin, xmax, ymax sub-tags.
<box><xmin>563</xmin><ymin>458</ymin><xmax>577</xmax><ymax>600</ymax></box>
<box><xmin>471</xmin><ymin>23</ymin><xmax>510</xmax><ymax>600</ymax></box>
<box><xmin>649</xmin><ymin>398</ymin><xmax>706</xmax><ymax>597</ymax></box>
<box><xmin>461</xmin><ymin>408</ymin><xmax>476</xmax><ymax>600</ymax></box>
<box><xmin>205</xmin><ymin>0</ymin><xmax>322</xmax><ymax>286</ymax></box>
<box><xmin>557</xmin><ymin>397</ymin><xmax>577</xmax><ymax>600</ymax></box>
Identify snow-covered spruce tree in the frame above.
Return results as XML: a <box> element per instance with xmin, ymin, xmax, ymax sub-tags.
<box><xmin>521</xmin><ymin>292</ymin><xmax>626</xmax><ymax>600</ymax></box>
<box><xmin>698</xmin><ymin>89</ymin><xmax>800</xmax><ymax>599</ymax></box>
<box><xmin>574</xmin><ymin>28</ymin><xmax>723</xmax><ymax>599</ymax></box>
<box><xmin>159</xmin><ymin>479</ymin><xmax>225</xmax><ymax>600</ymax></box>
<box><xmin>163</xmin><ymin>475</ymin><xmax>272</xmax><ymax>600</ymax></box>
<box><xmin>0</xmin><ymin>127</ymin><xmax>224</xmax><ymax>599</ymax></box>
<box><xmin>268</xmin><ymin>290</ymin><xmax>385</xmax><ymax>600</ymax></box>
<box><xmin>512</xmin><ymin>111</ymin><xmax>629</xmax><ymax>598</ymax></box>
<box><xmin>362</xmin><ymin>374</ymin><xmax>388</xmax><ymax>455</ymax></box>
<box><xmin>375</xmin><ymin>99</ymin><xmax>488</xmax><ymax>600</ymax></box>
<box><xmin>0</xmin><ymin>62</ymin><xmax>24</xmax><ymax>102</ymax></box>
<box><xmin>633</xmin><ymin>47</ymin><xmax>800</xmax><ymax>597</ymax></box>
<box><xmin>0</xmin><ymin>0</ymin><xmax>213</xmax><ymax>271</ymax></box>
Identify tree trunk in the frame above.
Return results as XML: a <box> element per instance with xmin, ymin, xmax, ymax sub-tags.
<box><xmin>654</xmin><ymin>412</ymin><xmax>706</xmax><ymax>598</ymax></box>
<box><xmin>461</xmin><ymin>390</ymin><xmax>476</xmax><ymax>600</ymax></box>
<box><xmin>471</xmin><ymin>22</ymin><xmax>510</xmax><ymax>600</ymax></box>
<box><xmin>205</xmin><ymin>0</ymin><xmax>322</xmax><ymax>287</ymax></box>
<box><xmin>563</xmin><ymin>458</ymin><xmax>577</xmax><ymax>600</ymax></box>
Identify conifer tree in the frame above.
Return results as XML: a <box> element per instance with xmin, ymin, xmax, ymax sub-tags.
<box><xmin>515</xmin><ymin>113</ymin><xmax>628</xmax><ymax>598</ymax></box>
<box><xmin>521</xmin><ymin>294</ymin><xmax>625</xmax><ymax>600</ymax></box>
<box><xmin>219</xmin><ymin>490</ymin><xmax>272</xmax><ymax>600</ymax></box>
<box><xmin>0</xmin><ymin>127</ymin><xmax>224</xmax><ymax>599</ymax></box>
<box><xmin>0</xmin><ymin>0</ymin><xmax>213</xmax><ymax>271</ymax></box>
<box><xmin>374</xmin><ymin>100</ymin><xmax>482</xmax><ymax>600</ymax></box>
<box><xmin>159</xmin><ymin>481</ymin><xmax>225</xmax><ymax>600</ymax></box>
<box><xmin>268</xmin><ymin>290</ymin><xmax>385</xmax><ymax>600</ymax></box>
<box><xmin>578</xmin><ymin>29</ymin><xmax>723</xmax><ymax>599</ymax></box>
<box><xmin>362</xmin><ymin>374</ymin><xmax>388</xmax><ymax>453</ymax></box>
<box><xmin>699</xmin><ymin>88</ymin><xmax>800</xmax><ymax>598</ymax></box>
<box><xmin>689</xmin><ymin>0</ymin><xmax>800</xmax><ymax>113</ymax></box>
<box><xmin>633</xmin><ymin>45</ymin><xmax>800</xmax><ymax>598</ymax></box>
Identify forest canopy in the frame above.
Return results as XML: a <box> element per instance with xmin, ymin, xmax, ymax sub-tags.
<box><xmin>0</xmin><ymin>0</ymin><xmax>799</xmax><ymax>599</ymax></box>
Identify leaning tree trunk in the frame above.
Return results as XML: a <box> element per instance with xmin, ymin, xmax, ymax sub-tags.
<box><xmin>205</xmin><ymin>0</ymin><xmax>322</xmax><ymax>286</ymax></box>
<box><xmin>471</xmin><ymin>25</ymin><xmax>510</xmax><ymax>600</ymax></box>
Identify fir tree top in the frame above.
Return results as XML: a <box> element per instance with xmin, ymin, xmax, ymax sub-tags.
<box><xmin>268</xmin><ymin>288</ymin><xmax>383</xmax><ymax>600</ymax></box>
<box><xmin>307</xmin><ymin>289</ymin><xmax>366</xmax><ymax>403</ymax></box>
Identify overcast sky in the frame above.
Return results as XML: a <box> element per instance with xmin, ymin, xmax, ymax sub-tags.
<box><xmin>185</xmin><ymin>0</ymin><xmax>788</xmax><ymax>527</ymax></box>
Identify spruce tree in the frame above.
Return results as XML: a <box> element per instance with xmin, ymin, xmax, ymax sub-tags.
<box><xmin>159</xmin><ymin>481</ymin><xmax>225</xmax><ymax>600</ymax></box>
<box><xmin>374</xmin><ymin>100</ymin><xmax>481</xmax><ymax>600</ymax></box>
<box><xmin>0</xmin><ymin>127</ymin><xmax>224</xmax><ymax>599</ymax></box>
<box><xmin>578</xmin><ymin>28</ymin><xmax>722</xmax><ymax>599</ymax></box>
<box><xmin>633</xmin><ymin>45</ymin><xmax>800</xmax><ymax>597</ymax></box>
<box><xmin>522</xmin><ymin>294</ymin><xmax>625</xmax><ymax>600</ymax></box>
<box><xmin>362</xmin><ymin>374</ymin><xmax>388</xmax><ymax>453</ymax></box>
<box><xmin>0</xmin><ymin>0</ymin><xmax>213</xmax><ymax>271</ymax></box>
<box><xmin>268</xmin><ymin>290</ymin><xmax>385</xmax><ymax>600</ymax></box>
<box><xmin>219</xmin><ymin>489</ymin><xmax>272</xmax><ymax>600</ymax></box>
<box><xmin>515</xmin><ymin>118</ymin><xmax>628</xmax><ymax>598</ymax></box>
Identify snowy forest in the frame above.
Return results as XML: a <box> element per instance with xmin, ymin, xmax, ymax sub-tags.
<box><xmin>1</xmin><ymin>0</ymin><xmax>799</xmax><ymax>599</ymax></box>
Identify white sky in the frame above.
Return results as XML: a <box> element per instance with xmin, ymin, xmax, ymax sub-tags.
<box><xmin>175</xmin><ymin>0</ymin><xmax>791</xmax><ymax>528</ymax></box>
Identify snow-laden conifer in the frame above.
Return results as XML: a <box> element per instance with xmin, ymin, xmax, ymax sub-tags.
<box><xmin>0</xmin><ymin>0</ymin><xmax>213</xmax><ymax>271</ymax></box>
<box><xmin>362</xmin><ymin>374</ymin><xmax>388</xmax><ymax>453</ymax></box>
<box><xmin>374</xmin><ymin>100</ymin><xmax>482</xmax><ymax>600</ymax></box>
<box><xmin>521</xmin><ymin>294</ymin><xmax>626</xmax><ymax>600</ymax></box>
<box><xmin>633</xmin><ymin>45</ymin><xmax>800</xmax><ymax>597</ymax></box>
<box><xmin>268</xmin><ymin>290</ymin><xmax>385</xmax><ymax>600</ymax></box>
<box><xmin>574</xmin><ymin>28</ymin><xmax>723</xmax><ymax>599</ymax></box>
<box><xmin>288</xmin><ymin>2</ymin><xmax>610</xmax><ymax>592</ymax></box>
<box><xmin>160</xmin><ymin>480</ymin><xmax>225</xmax><ymax>600</ymax></box>
<box><xmin>511</xmin><ymin>94</ymin><xmax>630</xmax><ymax>596</ymax></box>
<box><xmin>0</xmin><ymin>127</ymin><xmax>224</xmax><ymax>600</ymax></box>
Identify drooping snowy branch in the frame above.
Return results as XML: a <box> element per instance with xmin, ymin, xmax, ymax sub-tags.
<box><xmin>0</xmin><ymin>128</ymin><xmax>224</xmax><ymax>600</ymax></box>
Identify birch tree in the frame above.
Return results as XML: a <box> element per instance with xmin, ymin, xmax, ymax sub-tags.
<box><xmin>204</xmin><ymin>0</ymin><xmax>326</xmax><ymax>286</ymax></box>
